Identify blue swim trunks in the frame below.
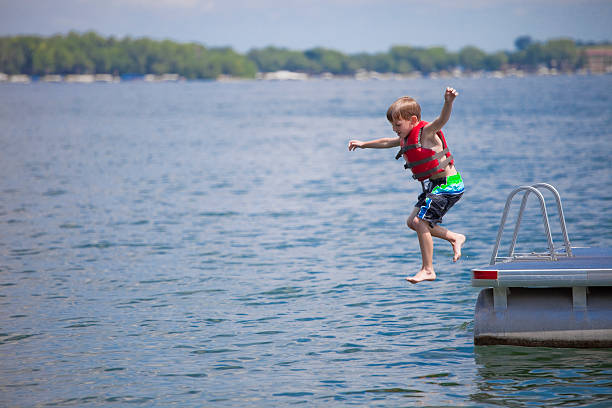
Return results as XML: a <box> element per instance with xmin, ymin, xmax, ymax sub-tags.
<box><xmin>416</xmin><ymin>173</ymin><xmax>464</xmax><ymax>226</ymax></box>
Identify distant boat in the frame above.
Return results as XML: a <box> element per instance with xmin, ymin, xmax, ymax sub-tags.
<box><xmin>257</xmin><ymin>70</ymin><xmax>309</xmax><ymax>81</ymax></box>
<box><xmin>65</xmin><ymin>74</ymin><xmax>95</xmax><ymax>83</ymax></box>
<box><xmin>8</xmin><ymin>74</ymin><xmax>31</xmax><ymax>84</ymax></box>
<box><xmin>42</xmin><ymin>75</ymin><xmax>62</xmax><ymax>83</ymax></box>
<box><xmin>144</xmin><ymin>73</ymin><xmax>181</xmax><ymax>82</ymax></box>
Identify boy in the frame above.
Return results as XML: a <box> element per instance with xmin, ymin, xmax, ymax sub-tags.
<box><xmin>348</xmin><ymin>87</ymin><xmax>465</xmax><ymax>284</ymax></box>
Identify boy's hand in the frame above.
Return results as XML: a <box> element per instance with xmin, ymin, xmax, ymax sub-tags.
<box><xmin>444</xmin><ymin>87</ymin><xmax>459</xmax><ymax>103</ymax></box>
<box><xmin>348</xmin><ymin>140</ymin><xmax>365</xmax><ymax>151</ymax></box>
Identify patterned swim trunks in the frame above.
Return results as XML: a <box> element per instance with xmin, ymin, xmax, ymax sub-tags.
<box><xmin>416</xmin><ymin>173</ymin><xmax>464</xmax><ymax>226</ymax></box>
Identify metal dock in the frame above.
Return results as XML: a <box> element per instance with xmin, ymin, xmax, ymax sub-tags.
<box><xmin>471</xmin><ymin>184</ymin><xmax>612</xmax><ymax>347</ymax></box>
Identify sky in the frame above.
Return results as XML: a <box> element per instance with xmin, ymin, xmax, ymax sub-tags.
<box><xmin>1</xmin><ymin>0</ymin><xmax>611</xmax><ymax>54</ymax></box>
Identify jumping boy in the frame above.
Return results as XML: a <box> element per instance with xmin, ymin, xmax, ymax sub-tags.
<box><xmin>348</xmin><ymin>87</ymin><xmax>465</xmax><ymax>284</ymax></box>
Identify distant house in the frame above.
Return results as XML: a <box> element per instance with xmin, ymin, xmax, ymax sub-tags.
<box><xmin>585</xmin><ymin>48</ymin><xmax>612</xmax><ymax>74</ymax></box>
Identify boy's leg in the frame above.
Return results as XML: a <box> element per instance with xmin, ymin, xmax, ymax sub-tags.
<box><xmin>429</xmin><ymin>224</ymin><xmax>465</xmax><ymax>262</ymax></box>
<box><xmin>406</xmin><ymin>208</ymin><xmax>436</xmax><ymax>283</ymax></box>
<box><xmin>407</xmin><ymin>209</ymin><xmax>465</xmax><ymax>263</ymax></box>
<box><xmin>407</xmin><ymin>216</ymin><xmax>436</xmax><ymax>283</ymax></box>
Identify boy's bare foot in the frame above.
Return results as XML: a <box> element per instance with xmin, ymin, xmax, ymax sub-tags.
<box><xmin>406</xmin><ymin>268</ymin><xmax>436</xmax><ymax>284</ymax></box>
<box><xmin>452</xmin><ymin>234</ymin><xmax>466</xmax><ymax>262</ymax></box>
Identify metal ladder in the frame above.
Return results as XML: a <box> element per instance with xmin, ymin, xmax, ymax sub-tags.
<box><xmin>490</xmin><ymin>183</ymin><xmax>573</xmax><ymax>265</ymax></box>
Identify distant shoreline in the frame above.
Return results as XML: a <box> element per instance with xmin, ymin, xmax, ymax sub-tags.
<box><xmin>1</xmin><ymin>68</ymin><xmax>608</xmax><ymax>85</ymax></box>
<box><xmin>2</xmin><ymin>32</ymin><xmax>611</xmax><ymax>81</ymax></box>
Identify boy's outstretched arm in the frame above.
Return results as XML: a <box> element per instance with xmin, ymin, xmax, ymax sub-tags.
<box><xmin>348</xmin><ymin>137</ymin><xmax>400</xmax><ymax>151</ymax></box>
<box><xmin>424</xmin><ymin>87</ymin><xmax>459</xmax><ymax>136</ymax></box>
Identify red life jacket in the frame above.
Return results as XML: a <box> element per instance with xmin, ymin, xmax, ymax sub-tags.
<box><xmin>395</xmin><ymin>121</ymin><xmax>454</xmax><ymax>181</ymax></box>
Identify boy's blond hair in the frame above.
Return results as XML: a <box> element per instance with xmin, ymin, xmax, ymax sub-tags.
<box><xmin>386</xmin><ymin>96</ymin><xmax>421</xmax><ymax>122</ymax></box>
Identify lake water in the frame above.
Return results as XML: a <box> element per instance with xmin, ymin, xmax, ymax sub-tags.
<box><xmin>1</xmin><ymin>75</ymin><xmax>611</xmax><ymax>407</ymax></box>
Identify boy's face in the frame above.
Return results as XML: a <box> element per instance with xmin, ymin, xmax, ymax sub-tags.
<box><xmin>391</xmin><ymin>115</ymin><xmax>418</xmax><ymax>139</ymax></box>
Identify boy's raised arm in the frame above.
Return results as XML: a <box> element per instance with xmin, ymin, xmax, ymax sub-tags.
<box><xmin>424</xmin><ymin>87</ymin><xmax>458</xmax><ymax>136</ymax></box>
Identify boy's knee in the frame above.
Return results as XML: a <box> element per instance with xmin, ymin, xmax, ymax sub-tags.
<box><xmin>407</xmin><ymin>216</ymin><xmax>419</xmax><ymax>230</ymax></box>
<box><xmin>409</xmin><ymin>216</ymin><xmax>432</xmax><ymax>231</ymax></box>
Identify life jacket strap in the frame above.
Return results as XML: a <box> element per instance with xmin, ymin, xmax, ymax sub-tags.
<box><xmin>403</xmin><ymin>147</ymin><xmax>450</xmax><ymax>169</ymax></box>
<box><xmin>411</xmin><ymin>154</ymin><xmax>454</xmax><ymax>180</ymax></box>
<box><xmin>395</xmin><ymin>142</ymin><xmax>421</xmax><ymax>160</ymax></box>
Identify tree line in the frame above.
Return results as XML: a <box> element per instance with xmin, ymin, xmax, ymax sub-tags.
<box><xmin>0</xmin><ymin>31</ymin><xmax>607</xmax><ymax>79</ymax></box>
<box><xmin>0</xmin><ymin>32</ymin><xmax>256</xmax><ymax>79</ymax></box>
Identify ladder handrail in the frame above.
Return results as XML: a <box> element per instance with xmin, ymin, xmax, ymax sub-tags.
<box><xmin>507</xmin><ymin>183</ymin><xmax>572</xmax><ymax>259</ymax></box>
<box><xmin>490</xmin><ymin>184</ymin><xmax>572</xmax><ymax>265</ymax></box>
